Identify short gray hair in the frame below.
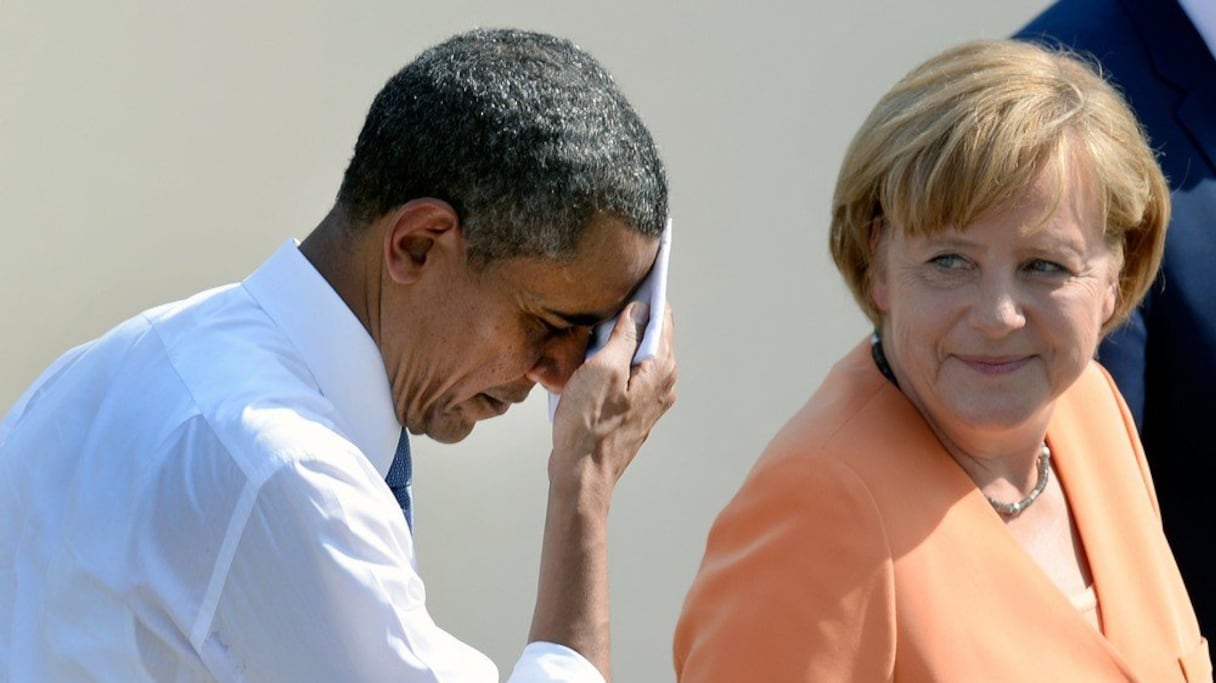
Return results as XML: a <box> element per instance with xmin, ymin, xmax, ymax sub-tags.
<box><xmin>337</xmin><ymin>28</ymin><xmax>668</xmax><ymax>265</ymax></box>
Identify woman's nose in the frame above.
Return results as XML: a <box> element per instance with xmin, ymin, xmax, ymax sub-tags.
<box><xmin>971</xmin><ymin>277</ymin><xmax>1026</xmax><ymax>336</ymax></box>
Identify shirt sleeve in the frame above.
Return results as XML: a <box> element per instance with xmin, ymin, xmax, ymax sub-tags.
<box><xmin>195</xmin><ymin>440</ymin><xmax>599</xmax><ymax>683</ymax></box>
<box><xmin>507</xmin><ymin>642</ymin><xmax>605</xmax><ymax>683</ymax></box>
<box><xmin>673</xmin><ymin>451</ymin><xmax>896</xmax><ymax>682</ymax></box>
<box><xmin>199</xmin><ymin>449</ymin><xmax>504</xmax><ymax>682</ymax></box>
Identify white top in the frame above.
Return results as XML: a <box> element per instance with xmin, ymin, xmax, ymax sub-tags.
<box><xmin>1179</xmin><ymin>0</ymin><xmax>1216</xmax><ymax>61</ymax></box>
<box><xmin>1069</xmin><ymin>584</ymin><xmax>1103</xmax><ymax>632</ymax></box>
<box><xmin>0</xmin><ymin>240</ymin><xmax>603</xmax><ymax>683</ymax></box>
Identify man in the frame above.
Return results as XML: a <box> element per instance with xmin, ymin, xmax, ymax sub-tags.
<box><xmin>0</xmin><ymin>29</ymin><xmax>676</xmax><ymax>682</ymax></box>
<box><xmin>1017</xmin><ymin>0</ymin><xmax>1216</xmax><ymax>636</ymax></box>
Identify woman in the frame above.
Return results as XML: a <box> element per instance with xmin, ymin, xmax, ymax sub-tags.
<box><xmin>674</xmin><ymin>40</ymin><xmax>1211</xmax><ymax>681</ymax></box>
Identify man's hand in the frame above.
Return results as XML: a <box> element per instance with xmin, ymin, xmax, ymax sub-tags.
<box><xmin>550</xmin><ymin>301</ymin><xmax>677</xmax><ymax>502</ymax></box>
<box><xmin>529</xmin><ymin>301</ymin><xmax>677</xmax><ymax>681</ymax></box>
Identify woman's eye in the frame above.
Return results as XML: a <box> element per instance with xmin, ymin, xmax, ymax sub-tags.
<box><xmin>1024</xmin><ymin>259</ymin><xmax>1066</xmax><ymax>274</ymax></box>
<box><xmin>929</xmin><ymin>253</ymin><xmax>968</xmax><ymax>269</ymax></box>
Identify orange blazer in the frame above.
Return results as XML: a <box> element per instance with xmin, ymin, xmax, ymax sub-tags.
<box><xmin>675</xmin><ymin>340</ymin><xmax>1211</xmax><ymax>682</ymax></box>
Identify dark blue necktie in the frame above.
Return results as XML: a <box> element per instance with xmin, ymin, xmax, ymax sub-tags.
<box><xmin>386</xmin><ymin>429</ymin><xmax>413</xmax><ymax>530</ymax></box>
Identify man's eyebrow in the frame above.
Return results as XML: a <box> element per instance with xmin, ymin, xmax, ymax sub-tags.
<box><xmin>544</xmin><ymin>307</ymin><xmax>612</xmax><ymax>327</ymax></box>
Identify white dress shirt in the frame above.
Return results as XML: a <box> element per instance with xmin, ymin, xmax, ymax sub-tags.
<box><xmin>1179</xmin><ymin>0</ymin><xmax>1216</xmax><ymax>62</ymax></box>
<box><xmin>0</xmin><ymin>240</ymin><xmax>604</xmax><ymax>683</ymax></box>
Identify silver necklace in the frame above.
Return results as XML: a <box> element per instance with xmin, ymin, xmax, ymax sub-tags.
<box><xmin>986</xmin><ymin>444</ymin><xmax>1051</xmax><ymax>517</ymax></box>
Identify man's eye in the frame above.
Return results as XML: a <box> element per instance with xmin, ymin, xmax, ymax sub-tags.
<box><xmin>540</xmin><ymin>318</ymin><xmax>572</xmax><ymax>336</ymax></box>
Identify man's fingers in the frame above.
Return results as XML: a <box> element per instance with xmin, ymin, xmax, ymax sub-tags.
<box><xmin>630</xmin><ymin>303</ymin><xmax>676</xmax><ymax>393</ymax></box>
<box><xmin>596</xmin><ymin>301</ymin><xmax>649</xmax><ymax>368</ymax></box>
<box><xmin>658</xmin><ymin>303</ymin><xmax>675</xmax><ymax>357</ymax></box>
<box><xmin>628</xmin><ymin>301</ymin><xmax>650</xmax><ymax>342</ymax></box>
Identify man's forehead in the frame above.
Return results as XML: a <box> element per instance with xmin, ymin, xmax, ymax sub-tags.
<box><xmin>507</xmin><ymin>224</ymin><xmax>658</xmax><ymax>320</ymax></box>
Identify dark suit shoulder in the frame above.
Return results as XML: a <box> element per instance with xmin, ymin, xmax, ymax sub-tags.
<box><xmin>1016</xmin><ymin>0</ymin><xmax>1132</xmax><ymax>49</ymax></box>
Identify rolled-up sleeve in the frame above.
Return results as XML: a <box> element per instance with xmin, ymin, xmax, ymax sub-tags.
<box><xmin>508</xmin><ymin>642</ymin><xmax>605</xmax><ymax>683</ymax></box>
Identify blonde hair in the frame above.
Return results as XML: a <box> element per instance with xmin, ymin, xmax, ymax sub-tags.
<box><xmin>829</xmin><ymin>39</ymin><xmax>1169</xmax><ymax>334</ymax></box>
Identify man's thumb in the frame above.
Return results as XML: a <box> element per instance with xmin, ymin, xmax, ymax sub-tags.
<box><xmin>608</xmin><ymin>300</ymin><xmax>648</xmax><ymax>350</ymax></box>
<box><xmin>624</xmin><ymin>302</ymin><xmax>650</xmax><ymax>342</ymax></box>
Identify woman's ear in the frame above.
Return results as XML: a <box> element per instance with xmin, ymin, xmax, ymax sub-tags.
<box><xmin>383</xmin><ymin>198</ymin><xmax>462</xmax><ymax>285</ymax></box>
<box><xmin>1101</xmin><ymin>277</ymin><xmax>1118</xmax><ymax>325</ymax></box>
<box><xmin>1100</xmin><ymin>245</ymin><xmax>1124</xmax><ymax>325</ymax></box>
<box><xmin>867</xmin><ymin>219</ymin><xmax>891</xmax><ymax>312</ymax></box>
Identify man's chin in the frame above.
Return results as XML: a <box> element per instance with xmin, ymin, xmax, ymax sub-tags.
<box><xmin>422</xmin><ymin>419</ymin><xmax>476</xmax><ymax>444</ymax></box>
<box><xmin>419</xmin><ymin>397</ymin><xmax>517</xmax><ymax>444</ymax></box>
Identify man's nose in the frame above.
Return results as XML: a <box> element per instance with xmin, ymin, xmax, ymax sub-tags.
<box><xmin>971</xmin><ymin>276</ymin><xmax>1026</xmax><ymax>336</ymax></box>
<box><xmin>525</xmin><ymin>328</ymin><xmax>591</xmax><ymax>393</ymax></box>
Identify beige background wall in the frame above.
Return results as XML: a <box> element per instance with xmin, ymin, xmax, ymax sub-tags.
<box><xmin>1</xmin><ymin>1</ymin><xmax>1051</xmax><ymax>679</ymax></box>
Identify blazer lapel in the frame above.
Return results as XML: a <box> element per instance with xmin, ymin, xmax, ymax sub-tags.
<box><xmin>930</xmin><ymin>436</ymin><xmax>1138</xmax><ymax>677</ymax></box>
<box><xmin>1122</xmin><ymin>0</ymin><xmax>1216</xmax><ymax>174</ymax></box>
<box><xmin>862</xmin><ymin>379</ymin><xmax>1137</xmax><ymax>677</ymax></box>
<box><xmin>1048</xmin><ymin>368</ymin><xmax>1186</xmax><ymax>681</ymax></box>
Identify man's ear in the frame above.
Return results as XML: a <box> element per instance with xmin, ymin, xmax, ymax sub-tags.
<box><xmin>383</xmin><ymin>198</ymin><xmax>462</xmax><ymax>285</ymax></box>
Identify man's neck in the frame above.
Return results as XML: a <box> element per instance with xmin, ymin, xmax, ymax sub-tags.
<box><xmin>299</xmin><ymin>207</ymin><xmax>382</xmax><ymax>341</ymax></box>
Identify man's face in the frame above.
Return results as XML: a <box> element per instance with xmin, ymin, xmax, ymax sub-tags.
<box><xmin>388</xmin><ymin>214</ymin><xmax>658</xmax><ymax>443</ymax></box>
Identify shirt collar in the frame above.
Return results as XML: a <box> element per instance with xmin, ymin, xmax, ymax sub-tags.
<box><xmin>242</xmin><ymin>239</ymin><xmax>400</xmax><ymax>476</ymax></box>
<box><xmin>1179</xmin><ymin>0</ymin><xmax>1216</xmax><ymax>61</ymax></box>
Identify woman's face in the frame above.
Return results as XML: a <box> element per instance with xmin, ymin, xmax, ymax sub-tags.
<box><xmin>870</xmin><ymin>163</ymin><xmax>1120</xmax><ymax>439</ymax></box>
